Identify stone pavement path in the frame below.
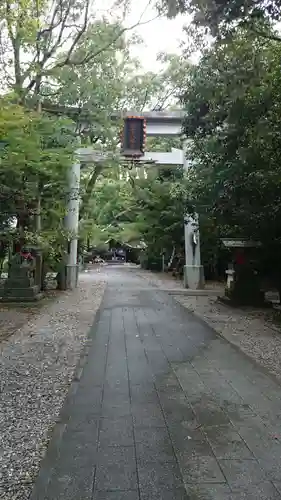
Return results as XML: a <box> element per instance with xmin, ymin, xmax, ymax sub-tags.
<box><xmin>31</xmin><ymin>267</ymin><xmax>281</xmax><ymax>499</ymax></box>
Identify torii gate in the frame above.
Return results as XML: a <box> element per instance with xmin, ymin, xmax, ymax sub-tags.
<box><xmin>66</xmin><ymin>111</ymin><xmax>204</xmax><ymax>290</ymax></box>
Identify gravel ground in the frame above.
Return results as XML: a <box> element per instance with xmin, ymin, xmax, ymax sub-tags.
<box><xmin>0</xmin><ymin>307</ymin><xmax>38</xmax><ymax>344</ymax></box>
<box><xmin>0</xmin><ymin>276</ymin><xmax>58</xmax><ymax>344</ymax></box>
<box><xmin>139</xmin><ymin>270</ymin><xmax>281</xmax><ymax>384</ymax></box>
<box><xmin>0</xmin><ymin>271</ymin><xmax>106</xmax><ymax>500</ymax></box>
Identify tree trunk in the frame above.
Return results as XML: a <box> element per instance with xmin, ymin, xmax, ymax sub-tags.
<box><xmin>13</xmin><ymin>37</ymin><xmax>23</xmax><ymax>98</ymax></box>
<box><xmin>35</xmin><ymin>193</ymin><xmax>41</xmax><ymax>232</ymax></box>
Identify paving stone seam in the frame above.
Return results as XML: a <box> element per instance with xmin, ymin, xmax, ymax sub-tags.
<box><xmin>72</xmin><ymin>285</ymin><xmax>108</xmax><ymax>384</ymax></box>
<box><xmin>132</xmin><ymin>305</ymin><xmax>191</xmax><ymax>495</ymax></box>
<box><xmin>188</xmin><ymin>350</ymin><xmax>281</xmax><ymax>434</ymax></box>
<box><xmin>179</xmin><ymin>357</ymin><xmax>268</xmax><ymax>475</ymax></box>
<box><xmin>134</xmin><ymin>307</ymin><xmax>214</xmax><ymax>496</ymax></box>
<box><xmin>123</xmin><ymin>307</ymin><xmax>142</xmax><ymax>500</ymax></box>
<box><xmin>204</xmin><ymin>362</ymin><xmax>281</xmax><ymax>445</ymax></box>
<box><xmin>156</xmin><ymin>295</ymin><xmax>281</xmax><ymax>447</ymax></box>
<box><xmin>29</xmin><ymin>272</ymin><xmax>281</xmax><ymax>499</ymax></box>
<box><xmin>29</xmin><ymin>286</ymin><xmax>110</xmax><ymax>499</ymax></box>
<box><xmin>91</xmin><ymin>307</ymin><xmax>112</xmax><ymax>499</ymax></box>
<box><xmin>167</xmin><ymin>288</ymin><xmax>281</xmax><ymax>392</ymax></box>
<box><xmin>163</xmin><ymin>301</ymin><xmax>281</xmax><ymax>489</ymax></box>
<box><xmin>163</xmin><ymin>324</ymin><xmax>278</xmax><ymax>487</ymax></box>
<box><xmin>187</xmin><ymin>359</ymin><xmax>258</xmax><ymax>459</ymax></box>
<box><xmin>140</xmin><ymin>308</ymin><xmax>231</xmax><ymax>490</ymax></box>
<box><xmin>179</xmin><ymin>294</ymin><xmax>281</xmax><ymax>392</ymax></box>
<box><xmin>133</xmin><ymin>290</ymin><xmax>281</xmax><ymax>490</ymax></box>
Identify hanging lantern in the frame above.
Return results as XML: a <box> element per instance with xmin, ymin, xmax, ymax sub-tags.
<box><xmin>121</xmin><ymin>116</ymin><xmax>146</xmax><ymax>157</ymax></box>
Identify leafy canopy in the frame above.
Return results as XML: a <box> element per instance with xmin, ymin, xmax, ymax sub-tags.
<box><xmin>181</xmin><ymin>29</ymin><xmax>281</xmax><ymax>250</ymax></box>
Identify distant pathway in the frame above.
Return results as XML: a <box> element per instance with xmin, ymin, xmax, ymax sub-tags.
<box><xmin>31</xmin><ymin>267</ymin><xmax>281</xmax><ymax>499</ymax></box>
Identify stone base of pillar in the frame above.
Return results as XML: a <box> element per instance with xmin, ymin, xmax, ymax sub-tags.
<box><xmin>66</xmin><ymin>264</ymin><xmax>79</xmax><ymax>290</ymax></box>
<box><xmin>184</xmin><ymin>265</ymin><xmax>205</xmax><ymax>289</ymax></box>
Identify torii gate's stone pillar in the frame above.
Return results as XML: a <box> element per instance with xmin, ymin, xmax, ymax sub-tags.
<box><xmin>183</xmin><ymin>145</ymin><xmax>204</xmax><ymax>289</ymax></box>
<box><xmin>65</xmin><ymin>161</ymin><xmax>80</xmax><ymax>289</ymax></box>
<box><xmin>183</xmin><ymin>215</ymin><xmax>204</xmax><ymax>289</ymax></box>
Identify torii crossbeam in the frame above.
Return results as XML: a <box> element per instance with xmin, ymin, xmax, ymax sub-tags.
<box><xmin>65</xmin><ymin>109</ymin><xmax>204</xmax><ymax>290</ymax></box>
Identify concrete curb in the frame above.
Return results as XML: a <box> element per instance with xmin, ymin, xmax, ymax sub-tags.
<box><xmin>165</xmin><ymin>288</ymin><xmax>221</xmax><ymax>296</ymax></box>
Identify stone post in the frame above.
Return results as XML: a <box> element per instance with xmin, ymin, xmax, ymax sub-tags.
<box><xmin>183</xmin><ymin>142</ymin><xmax>204</xmax><ymax>289</ymax></box>
<box><xmin>183</xmin><ymin>214</ymin><xmax>204</xmax><ymax>289</ymax></box>
<box><xmin>65</xmin><ymin>161</ymin><xmax>80</xmax><ymax>289</ymax></box>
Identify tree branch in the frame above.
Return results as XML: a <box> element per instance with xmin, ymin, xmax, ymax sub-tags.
<box><xmin>61</xmin><ymin>0</ymin><xmax>90</xmax><ymax>65</ymax></box>
<box><xmin>101</xmin><ymin>205</ymin><xmax>139</xmax><ymax>232</ymax></box>
<box><xmin>80</xmin><ymin>165</ymin><xmax>104</xmax><ymax>219</ymax></box>
<box><xmin>53</xmin><ymin>14</ymin><xmax>160</xmax><ymax>69</ymax></box>
<box><xmin>24</xmin><ymin>0</ymin><xmax>74</xmax><ymax>95</ymax></box>
<box><xmin>250</xmin><ymin>27</ymin><xmax>281</xmax><ymax>43</ymax></box>
<box><xmin>37</xmin><ymin>0</ymin><xmax>62</xmax><ymax>39</ymax></box>
<box><xmin>23</xmin><ymin>3</ymin><xmax>160</xmax><ymax>98</ymax></box>
<box><xmin>139</xmin><ymin>74</ymin><xmax>158</xmax><ymax>111</ymax></box>
<box><xmin>152</xmin><ymin>85</ymin><xmax>179</xmax><ymax>111</ymax></box>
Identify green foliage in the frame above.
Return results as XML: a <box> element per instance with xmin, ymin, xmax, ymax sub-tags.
<box><xmin>0</xmin><ymin>0</ymin><xmax>133</xmax><ymax>100</ymax></box>
<box><xmin>146</xmin><ymin>136</ymin><xmax>182</xmax><ymax>152</ymax></box>
<box><xmin>121</xmin><ymin>53</ymin><xmax>190</xmax><ymax>111</ymax></box>
<box><xmin>44</xmin><ymin>21</ymin><xmax>134</xmax><ymax>143</ymax></box>
<box><xmin>133</xmin><ymin>175</ymin><xmax>190</xmax><ymax>254</ymax></box>
<box><xmin>160</xmin><ymin>0</ymin><xmax>281</xmax><ymax>38</ymax></box>
<box><xmin>85</xmin><ymin>163</ymin><xmax>191</xmax><ymax>259</ymax></box>
<box><xmin>181</xmin><ymin>29</ymin><xmax>281</xmax><ymax>278</ymax></box>
<box><xmin>0</xmin><ymin>99</ymin><xmax>75</xmax><ymax>255</ymax></box>
<box><xmin>40</xmin><ymin>21</ymin><xmax>190</xmax><ymax>236</ymax></box>
<box><xmin>0</xmin><ymin>0</ymin><xmax>194</xmax><ymax>276</ymax></box>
